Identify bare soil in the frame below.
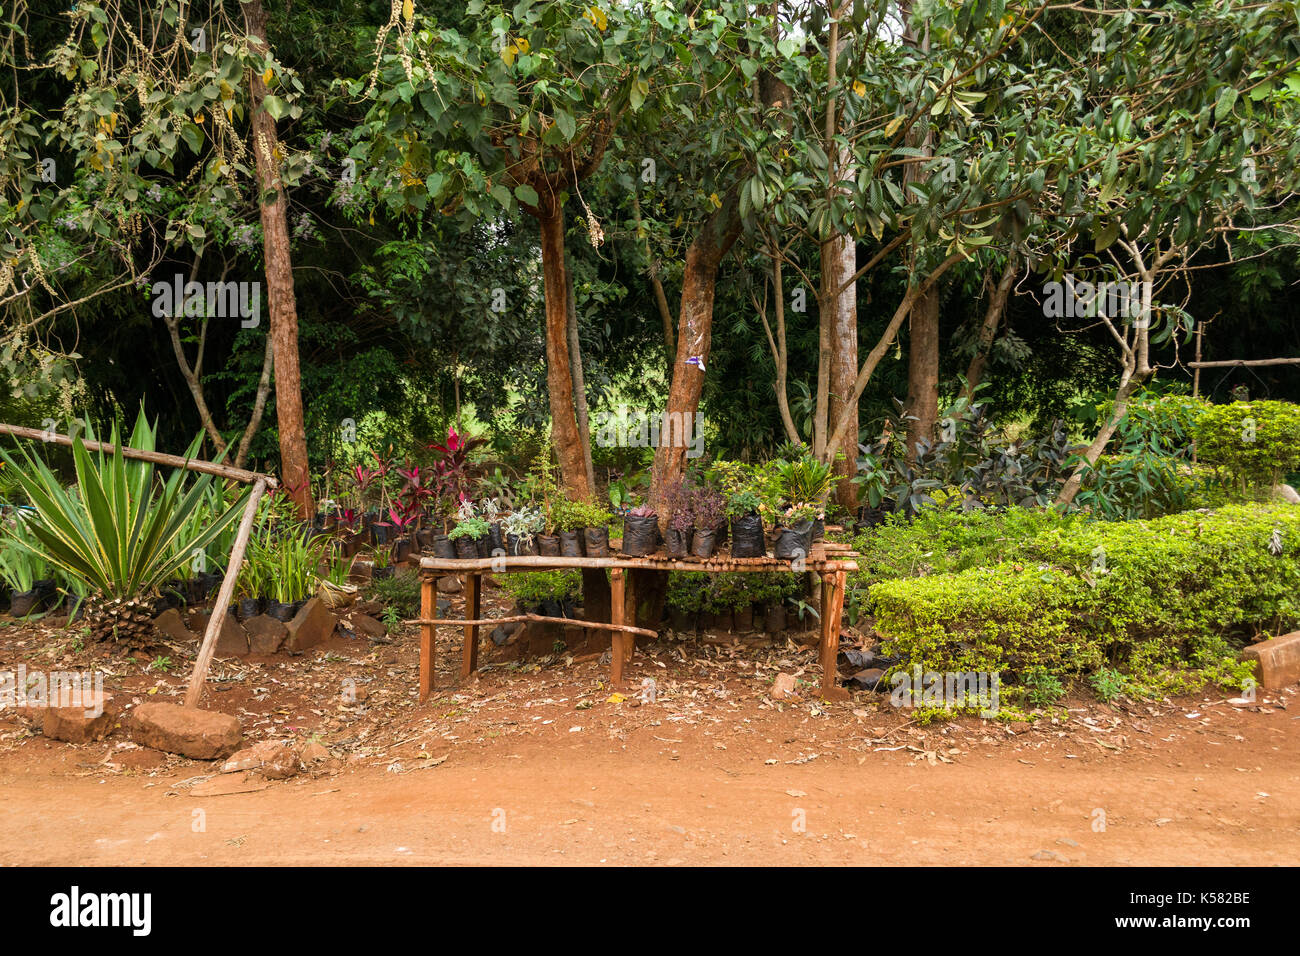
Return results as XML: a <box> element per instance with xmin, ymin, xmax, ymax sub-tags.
<box><xmin>1</xmin><ymin>585</ymin><xmax>1296</xmax><ymax>866</ymax></box>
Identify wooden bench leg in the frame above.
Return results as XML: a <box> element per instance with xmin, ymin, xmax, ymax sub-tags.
<box><xmin>419</xmin><ymin>575</ymin><xmax>436</xmax><ymax>701</ymax></box>
<box><xmin>820</xmin><ymin>570</ymin><xmax>850</xmax><ymax>700</ymax></box>
<box><xmin>461</xmin><ymin>572</ymin><xmax>480</xmax><ymax>680</ymax></box>
<box><xmin>610</xmin><ymin>568</ymin><xmax>626</xmax><ymax>688</ymax></box>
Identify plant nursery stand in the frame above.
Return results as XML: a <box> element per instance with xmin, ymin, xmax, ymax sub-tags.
<box><xmin>415</xmin><ymin>542</ymin><xmax>859</xmax><ymax>701</ymax></box>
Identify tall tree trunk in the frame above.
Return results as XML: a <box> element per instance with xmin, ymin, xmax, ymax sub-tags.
<box><xmin>646</xmin><ymin>193</ymin><xmax>743</xmax><ymax>517</ymax></box>
<box><xmin>537</xmin><ymin>197</ymin><xmax>594</xmax><ymax>501</ymax></box>
<box><xmin>243</xmin><ymin>0</ymin><xmax>311</xmax><ymax>517</ymax></box>
<box><xmin>565</xmin><ymin>256</ymin><xmax>596</xmax><ymax>496</ymax></box>
<box><xmin>904</xmin><ymin>288</ymin><xmax>940</xmax><ymax>458</ymax></box>
<box><xmin>900</xmin><ymin>3</ymin><xmax>939</xmax><ymax>462</ymax></box>
<box><xmin>961</xmin><ymin>255</ymin><xmax>1017</xmax><ymax>404</ymax></box>
<box><xmin>818</xmin><ymin>3</ymin><xmax>860</xmax><ymax>511</ymax></box>
<box><xmin>825</xmin><ymin>233</ymin><xmax>858</xmax><ymax>509</ymax></box>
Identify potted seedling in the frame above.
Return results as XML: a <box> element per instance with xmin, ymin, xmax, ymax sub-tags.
<box><xmin>774</xmin><ymin>502</ymin><xmax>817</xmax><ymax>559</ymax></box>
<box><xmin>726</xmin><ymin>486</ymin><xmax>766</xmax><ymax>558</ymax></box>
<box><xmin>448</xmin><ymin>516</ymin><xmax>490</xmax><ymax>560</ymax></box>
<box><xmin>370</xmin><ymin>543</ymin><xmax>396</xmax><ymax>579</ymax></box>
<box><xmin>577</xmin><ymin>501</ymin><xmax>613</xmax><ymax>557</ymax></box>
<box><xmin>662</xmin><ymin>479</ymin><xmax>693</xmax><ymax>558</ymax></box>
<box><xmin>503</xmin><ymin>506</ymin><xmax>542</xmax><ymax>556</ymax></box>
<box><xmin>689</xmin><ymin>485</ymin><xmax>726</xmax><ymax>559</ymax></box>
<box><xmin>551</xmin><ymin>498</ymin><xmax>587</xmax><ymax>557</ymax></box>
<box><xmin>621</xmin><ymin>503</ymin><xmax>659</xmax><ymax>557</ymax></box>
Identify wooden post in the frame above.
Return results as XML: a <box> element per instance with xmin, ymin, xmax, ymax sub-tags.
<box><xmin>419</xmin><ymin>574</ymin><xmax>437</xmax><ymax>701</ymax></box>
<box><xmin>460</xmin><ymin>572</ymin><xmax>481</xmax><ymax>680</ymax></box>
<box><xmin>610</xmin><ymin>568</ymin><xmax>626</xmax><ymax>688</ymax></box>
<box><xmin>184</xmin><ymin>478</ymin><xmax>267</xmax><ymax>708</ymax></box>
<box><xmin>818</xmin><ymin>570</ymin><xmax>850</xmax><ymax>700</ymax></box>
<box><xmin>1193</xmin><ymin>324</ymin><xmax>1204</xmax><ymax>399</ymax></box>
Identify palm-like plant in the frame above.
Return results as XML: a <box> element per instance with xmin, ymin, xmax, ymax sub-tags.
<box><xmin>0</xmin><ymin>412</ymin><xmax>251</xmax><ymax>642</ymax></box>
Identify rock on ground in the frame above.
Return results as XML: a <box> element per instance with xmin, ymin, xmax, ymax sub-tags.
<box><xmin>130</xmin><ymin>702</ymin><xmax>241</xmax><ymax>760</ymax></box>
<box><xmin>42</xmin><ymin>690</ymin><xmax>117</xmax><ymax>744</ymax></box>
<box><xmin>285</xmin><ymin>597</ymin><xmax>338</xmax><ymax>652</ymax></box>
<box><xmin>243</xmin><ymin>614</ymin><xmax>288</xmax><ymax>655</ymax></box>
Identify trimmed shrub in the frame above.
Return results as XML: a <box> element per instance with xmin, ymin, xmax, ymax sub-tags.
<box><xmin>870</xmin><ymin>504</ymin><xmax>1299</xmax><ymax>694</ymax></box>
<box><xmin>1194</xmin><ymin>400</ymin><xmax>1300</xmax><ymax>490</ymax></box>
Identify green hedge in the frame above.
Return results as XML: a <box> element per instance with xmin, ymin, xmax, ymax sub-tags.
<box><xmin>1194</xmin><ymin>400</ymin><xmax>1300</xmax><ymax>489</ymax></box>
<box><xmin>870</xmin><ymin>504</ymin><xmax>1300</xmax><ymax>694</ymax></box>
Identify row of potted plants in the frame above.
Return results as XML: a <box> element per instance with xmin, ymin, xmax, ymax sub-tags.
<box><xmin>621</xmin><ymin>454</ymin><xmax>839</xmax><ymax>560</ymax></box>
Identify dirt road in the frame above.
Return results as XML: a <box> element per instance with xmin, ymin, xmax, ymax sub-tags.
<box><xmin>3</xmin><ymin>697</ymin><xmax>1296</xmax><ymax>866</ymax></box>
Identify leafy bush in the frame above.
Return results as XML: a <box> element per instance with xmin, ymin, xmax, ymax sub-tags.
<box><xmin>667</xmin><ymin>570</ymin><xmax>801</xmax><ymax>614</ymax></box>
<box><xmin>869</xmin><ymin>504</ymin><xmax>1297</xmax><ymax>695</ymax></box>
<box><xmin>1194</xmin><ymin>400</ymin><xmax>1300</xmax><ymax>490</ymax></box>
<box><xmin>498</xmin><ymin>570</ymin><xmax>582</xmax><ymax>606</ymax></box>
<box><xmin>364</xmin><ymin>568</ymin><xmax>422</xmax><ymax>619</ymax></box>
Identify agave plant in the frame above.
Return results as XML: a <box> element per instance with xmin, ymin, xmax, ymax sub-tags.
<box><xmin>0</xmin><ymin>412</ymin><xmax>251</xmax><ymax>641</ymax></box>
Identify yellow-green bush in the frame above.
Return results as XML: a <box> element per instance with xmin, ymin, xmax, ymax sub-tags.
<box><xmin>1194</xmin><ymin>400</ymin><xmax>1300</xmax><ymax>489</ymax></box>
<box><xmin>870</xmin><ymin>504</ymin><xmax>1299</xmax><ymax>694</ymax></box>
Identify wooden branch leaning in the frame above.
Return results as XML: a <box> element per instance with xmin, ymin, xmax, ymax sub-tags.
<box><xmin>0</xmin><ymin>423</ymin><xmax>279</xmax><ymax>488</ymax></box>
<box><xmin>185</xmin><ymin>477</ymin><xmax>267</xmax><ymax>708</ymax></box>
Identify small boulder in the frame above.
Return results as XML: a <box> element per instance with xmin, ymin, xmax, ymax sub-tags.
<box><xmin>437</xmin><ymin>575</ymin><xmax>463</xmax><ymax>594</ymax></box>
<box><xmin>222</xmin><ymin>738</ymin><xmax>298</xmax><ymax>779</ymax></box>
<box><xmin>285</xmin><ymin>597</ymin><xmax>338</xmax><ymax>652</ymax></box>
<box><xmin>1279</xmin><ymin>483</ymin><xmax>1299</xmax><ymax>504</ymax></box>
<box><xmin>298</xmin><ymin>741</ymin><xmax>331</xmax><ymax>764</ymax></box>
<box><xmin>1242</xmin><ymin>630</ymin><xmax>1300</xmax><ymax>689</ymax></box>
<box><xmin>348</xmin><ymin>612</ymin><xmax>388</xmax><ymax>642</ymax></box>
<box><xmin>243</xmin><ymin>614</ymin><xmax>288</xmax><ymax>655</ymax></box>
<box><xmin>43</xmin><ymin>689</ymin><xmax>117</xmax><ymax>744</ymax></box>
<box><xmin>130</xmin><ymin>702</ymin><xmax>241</xmax><ymax>760</ymax></box>
<box><xmin>190</xmin><ymin>611</ymin><xmax>250</xmax><ymax>657</ymax></box>
<box><xmin>152</xmin><ymin>607</ymin><xmax>195</xmax><ymax>644</ymax></box>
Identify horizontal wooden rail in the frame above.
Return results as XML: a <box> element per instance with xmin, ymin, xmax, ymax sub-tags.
<box><xmin>406</xmin><ymin>613</ymin><xmax>657</xmax><ymax>638</ymax></box>
<box><xmin>1187</xmin><ymin>358</ymin><xmax>1300</xmax><ymax>369</ymax></box>
<box><xmin>419</xmin><ymin>555</ymin><xmax>859</xmax><ymax>573</ymax></box>
<box><xmin>0</xmin><ymin>423</ymin><xmax>278</xmax><ymax>488</ymax></box>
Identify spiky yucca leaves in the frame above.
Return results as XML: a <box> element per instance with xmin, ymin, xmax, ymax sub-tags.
<box><xmin>0</xmin><ymin>411</ymin><xmax>251</xmax><ymax>638</ymax></box>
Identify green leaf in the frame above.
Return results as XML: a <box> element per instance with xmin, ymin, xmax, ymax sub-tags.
<box><xmin>262</xmin><ymin>94</ymin><xmax>290</xmax><ymax>121</ymax></box>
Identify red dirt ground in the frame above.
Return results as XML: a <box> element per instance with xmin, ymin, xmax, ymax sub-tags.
<box><xmin>1</xmin><ymin>591</ymin><xmax>1296</xmax><ymax>866</ymax></box>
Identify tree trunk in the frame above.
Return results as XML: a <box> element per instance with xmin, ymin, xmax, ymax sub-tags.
<box><xmin>900</xmin><ymin>4</ymin><xmax>939</xmax><ymax>463</ymax></box>
<box><xmin>537</xmin><ymin>197</ymin><xmax>594</xmax><ymax>501</ymax></box>
<box><xmin>565</xmin><ymin>255</ymin><xmax>596</xmax><ymax>496</ymax></box>
<box><xmin>243</xmin><ymin>0</ymin><xmax>311</xmax><ymax>518</ymax></box>
<box><xmin>826</xmin><ymin>232</ymin><xmax>858</xmax><ymax>511</ymax></box>
<box><xmin>1056</xmin><ymin>367</ymin><xmax>1140</xmax><ymax>507</ymax></box>
<box><xmin>961</xmin><ymin>256</ymin><xmax>1017</xmax><ymax>404</ymax></box>
<box><xmin>646</xmin><ymin>193</ymin><xmax>743</xmax><ymax>517</ymax></box>
<box><xmin>234</xmin><ymin>331</ymin><xmax>276</xmax><ymax>469</ymax></box>
<box><xmin>904</xmin><ymin>287</ymin><xmax>941</xmax><ymax>459</ymax></box>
